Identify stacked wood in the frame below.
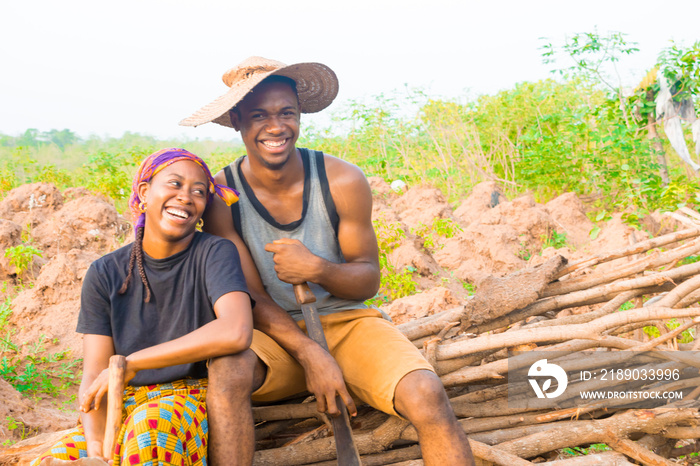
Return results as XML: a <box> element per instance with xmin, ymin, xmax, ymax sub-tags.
<box><xmin>5</xmin><ymin>211</ymin><xmax>700</xmax><ymax>465</ymax></box>
<box><xmin>248</xmin><ymin>213</ymin><xmax>700</xmax><ymax>465</ymax></box>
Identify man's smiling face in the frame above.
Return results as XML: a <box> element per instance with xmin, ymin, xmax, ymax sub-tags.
<box><xmin>232</xmin><ymin>79</ymin><xmax>300</xmax><ymax>170</ymax></box>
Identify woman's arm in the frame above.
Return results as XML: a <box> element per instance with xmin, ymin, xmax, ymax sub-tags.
<box><xmin>80</xmin><ymin>291</ymin><xmax>253</xmax><ymax>410</ymax></box>
<box><xmin>125</xmin><ymin>291</ymin><xmax>253</xmax><ymax>372</ymax></box>
<box><xmin>79</xmin><ymin>334</ymin><xmax>115</xmax><ymax>460</ymax></box>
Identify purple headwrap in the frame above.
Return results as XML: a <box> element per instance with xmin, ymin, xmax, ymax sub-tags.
<box><xmin>128</xmin><ymin>148</ymin><xmax>238</xmax><ymax>232</ymax></box>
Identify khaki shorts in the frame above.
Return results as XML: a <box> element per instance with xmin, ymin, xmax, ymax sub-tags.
<box><xmin>250</xmin><ymin>308</ymin><xmax>435</xmax><ymax>417</ymax></box>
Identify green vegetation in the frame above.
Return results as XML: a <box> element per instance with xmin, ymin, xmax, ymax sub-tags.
<box><xmin>643</xmin><ymin>319</ymin><xmax>695</xmax><ymax>344</ymax></box>
<box><xmin>367</xmin><ymin>215</ymin><xmax>417</xmax><ymax>306</ymax></box>
<box><xmin>542</xmin><ymin>230</ymin><xmax>569</xmax><ymax>250</ymax></box>
<box><xmin>2</xmin><ymin>415</ymin><xmax>36</xmax><ymax>445</ymax></box>
<box><xmin>0</xmin><ymin>329</ymin><xmax>80</xmax><ymax>397</ymax></box>
<box><xmin>0</xmin><ymin>131</ymin><xmax>243</xmax><ymax>211</ymax></box>
<box><xmin>4</xmin><ymin>243</ymin><xmax>42</xmax><ymax>281</ymax></box>
<box><xmin>411</xmin><ymin>218</ymin><xmax>463</xmax><ymax>251</ymax></box>
<box><xmin>561</xmin><ymin>443</ymin><xmax>611</xmax><ymax>457</ymax></box>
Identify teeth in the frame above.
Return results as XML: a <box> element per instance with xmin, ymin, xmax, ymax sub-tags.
<box><xmin>166</xmin><ymin>208</ymin><xmax>189</xmax><ymax>219</ymax></box>
<box><xmin>263</xmin><ymin>139</ymin><xmax>286</xmax><ymax>148</ymax></box>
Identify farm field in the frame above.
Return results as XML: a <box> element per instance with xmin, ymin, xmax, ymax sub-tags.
<box><xmin>1</xmin><ymin>34</ymin><xmax>700</xmax><ymax>465</ymax></box>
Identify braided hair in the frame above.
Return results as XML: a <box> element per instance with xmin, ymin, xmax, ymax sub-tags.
<box><xmin>119</xmin><ymin>226</ymin><xmax>152</xmax><ymax>302</ymax></box>
<box><xmin>119</xmin><ymin>148</ymin><xmax>239</xmax><ymax>302</ymax></box>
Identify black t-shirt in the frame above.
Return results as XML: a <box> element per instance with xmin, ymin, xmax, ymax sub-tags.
<box><xmin>77</xmin><ymin>231</ymin><xmax>251</xmax><ymax>386</ymax></box>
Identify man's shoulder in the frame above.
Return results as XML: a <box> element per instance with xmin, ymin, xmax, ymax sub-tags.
<box><xmin>312</xmin><ymin>150</ymin><xmax>368</xmax><ymax>186</ymax></box>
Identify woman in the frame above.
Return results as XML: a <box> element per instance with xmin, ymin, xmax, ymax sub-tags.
<box><xmin>33</xmin><ymin>148</ymin><xmax>253</xmax><ymax>466</ymax></box>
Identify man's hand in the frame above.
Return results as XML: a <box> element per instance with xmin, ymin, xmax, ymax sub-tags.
<box><xmin>265</xmin><ymin>238</ymin><xmax>320</xmax><ymax>285</ymax></box>
<box><xmin>301</xmin><ymin>345</ymin><xmax>357</xmax><ymax>417</ymax></box>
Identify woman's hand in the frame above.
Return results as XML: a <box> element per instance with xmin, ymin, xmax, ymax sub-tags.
<box><xmin>80</xmin><ymin>360</ymin><xmax>136</xmax><ymax>414</ymax></box>
<box><xmin>80</xmin><ymin>367</ymin><xmax>109</xmax><ymax>414</ymax></box>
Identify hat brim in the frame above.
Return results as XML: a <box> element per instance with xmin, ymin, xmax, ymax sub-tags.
<box><xmin>179</xmin><ymin>62</ymin><xmax>338</xmax><ymax>128</ymax></box>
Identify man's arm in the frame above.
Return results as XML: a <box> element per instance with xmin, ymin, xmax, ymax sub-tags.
<box><xmin>264</xmin><ymin>155</ymin><xmax>380</xmax><ymax>300</ymax></box>
<box><xmin>203</xmin><ymin>169</ymin><xmax>357</xmax><ymax>416</ymax></box>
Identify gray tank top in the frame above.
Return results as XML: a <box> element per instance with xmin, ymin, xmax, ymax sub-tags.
<box><xmin>224</xmin><ymin>148</ymin><xmax>368</xmax><ymax>321</ymax></box>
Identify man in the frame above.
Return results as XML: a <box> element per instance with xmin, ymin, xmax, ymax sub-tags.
<box><xmin>180</xmin><ymin>56</ymin><xmax>475</xmax><ymax>465</ymax></box>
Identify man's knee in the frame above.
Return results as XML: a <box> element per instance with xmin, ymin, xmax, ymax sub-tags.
<box><xmin>208</xmin><ymin>349</ymin><xmax>259</xmax><ymax>392</ymax></box>
<box><xmin>395</xmin><ymin>370</ymin><xmax>452</xmax><ymax>422</ymax></box>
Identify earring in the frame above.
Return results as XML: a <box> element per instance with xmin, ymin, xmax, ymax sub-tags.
<box><xmin>138</xmin><ymin>202</ymin><xmax>147</xmax><ymax>212</ymax></box>
<box><xmin>196</xmin><ymin>218</ymin><xmax>204</xmax><ymax>230</ymax></box>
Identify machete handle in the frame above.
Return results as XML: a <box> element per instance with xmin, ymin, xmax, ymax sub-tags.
<box><xmin>103</xmin><ymin>355</ymin><xmax>126</xmax><ymax>460</ymax></box>
<box><xmin>293</xmin><ymin>283</ymin><xmax>317</xmax><ymax>305</ymax></box>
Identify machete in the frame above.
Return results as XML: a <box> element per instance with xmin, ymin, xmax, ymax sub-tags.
<box><xmin>294</xmin><ymin>283</ymin><xmax>362</xmax><ymax>466</ymax></box>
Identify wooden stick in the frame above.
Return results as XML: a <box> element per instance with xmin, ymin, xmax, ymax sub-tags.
<box><xmin>102</xmin><ymin>355</ymin><xmax>126</xmax><ymax>460</ymax></box>
<box><xmin>545</xmin><ymin>237</ymin><xmax>700</xmax><ymax>298</ymax></box>
<box><xmin>607</xmin><ymin>435</ymin><xmax>675</xmax><ymax>466</ymax></box>
<box><xmin>464</xmin><ymin>283</ymin><xmax>674</xmax><ymax>336</ymax></box>
<box><xmin>555</xmin><ymin>227</ymin><xmax>700</xmax><ymax>278</ymax></box>
<box><xmin>438</xmin><ymin>306</ymin><xmax>700</xmax><ymax>360</ymax></box>
<box><xmin>468</xmin><ymin>440</ymin><xmax>533</xmax><ymax>465</ymax></box>
<box><xmin>494</xmin><ymin>408</ymin><xmax>700</xmax><ymax>459</ymax></box>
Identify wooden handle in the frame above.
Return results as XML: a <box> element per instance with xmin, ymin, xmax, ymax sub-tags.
<box><xmin>293</xmin><ymin>283</ymin><xmax>317</xmax><ymax>305</ymax></box>
<box><xmin>103</xmin><ymin>355</ymin><xmax>126</xmax><ymax>460</ymax></box>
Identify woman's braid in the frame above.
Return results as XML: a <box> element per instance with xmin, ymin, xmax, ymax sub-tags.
<box><xmin>118</xmin><ymin>226</ymin><xmax>152</xmax><ymax>302</ymax></box>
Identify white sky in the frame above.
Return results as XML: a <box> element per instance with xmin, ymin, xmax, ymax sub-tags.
<box><xmin>1</xmin><ymin>0</ymin><xmax>698</xmax><ymax>142</ymax></box>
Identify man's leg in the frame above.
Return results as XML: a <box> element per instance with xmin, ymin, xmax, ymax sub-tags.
<box><xmin>206</xmin><ymin>349</ymin><xmax>262</xmax><ymax>466</ymax></box>
<box><xmin>394</xmin><ymin>369</ymin><xmax>475</xmax><ymax>466</ymax></box>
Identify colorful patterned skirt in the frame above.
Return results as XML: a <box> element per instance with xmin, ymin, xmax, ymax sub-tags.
<box><xmin>32</xmin><ymin>379</ymin><xmax>208</xmax><ymax>466</ymax></box>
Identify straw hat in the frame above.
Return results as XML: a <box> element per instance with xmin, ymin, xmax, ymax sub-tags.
<box><xmin>179</xmin><ymin>56</ymin><xmax>339</xmax><ymax>128</ymax></box>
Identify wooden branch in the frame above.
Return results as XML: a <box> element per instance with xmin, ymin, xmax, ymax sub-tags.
<box><xmin>252</xmin><ymin>417</ymin><xmax>412</xmax><ymax>465</ymax></box>
<box><xmin>312</xmin><ymin>445</ymin><xmax>423</xmax><ymax>466</ymax></box>
<box><xmin>520</xmin><ymin>290</ymin><xmax>642</xmax><ymax>330</ymax></box>
<box><xmin>469</xmin><ymin>440</ymin><xmax>533</xmax><ymax>466</ymax></box>
<box><xmin>661</xmin><ymin>426</ymin><xmax>700</xmax><ymax>439</ymax></box>
<box><xmin>396</xmin><ymin>306</ymin><xmax>466</xmax><ymax>341</ymax></box>
<box><xmin>545</xmin><ymin>237</ymin><xmax>700</xmax><ymax>298</ymax></box>
<box><xmin>555</xmin><ymin>227</ymin><xmax>700</xmax><ymax>279</ymax></box>
<box><xmin>537</xmin><ymin>451</ymin><xmax>637</xmax><ymax>465</ymax></box>
<box><xmin>458</xmin><ymin>409</ymin><xmax>618</xmax><ymax>436</ymax></box>
<box><xmin>606</xmin><ymin>435</ymin><xmax>675</xmax><ymax>466</ymax></box>
<box><xmin>494</xmin><ymin>408</ymin><xmax>700</xmax><ymax>459</ymax></box>
<box><xmin>655</xmin><ymin>273</ymin><xmax>700</xmax><ymax>307</ymax></box>
<box><xmin>464</xmin><ymin>283</ymin><xmax>674</xmax><ymax>336</ymax></box>
<box><xmin>438</xmin><ymin>307</ymin><xmax>700</xmax><ymax>360</ymax></box>
<box><xmin>441</xmin><ymin>339</ymin><xmax>602</xmax><ymax>386</ymax></box>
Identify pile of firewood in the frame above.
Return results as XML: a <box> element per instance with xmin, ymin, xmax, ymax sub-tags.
<box><xmin>5</xmin><ymin>210</ymin><xmax>700</xmax><ymax>465</ymax></box>
<box><xmin>250</xmin><ymin>210</ymin><xmax>700</xmax><ymax>466</ymax></box>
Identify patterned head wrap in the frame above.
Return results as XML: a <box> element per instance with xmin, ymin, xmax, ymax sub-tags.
<box><xmin>128</xmin><ymin>148</ymin><xmax>239</xmax><ymax>232</ymax></box>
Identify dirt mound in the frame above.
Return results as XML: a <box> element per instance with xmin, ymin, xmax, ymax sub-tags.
<box><xmin>0</xmin><ymin>220</ymin><xmax>23</xmax><ymax>278</ymax></box>
<box><xmin>33</xmin><ymin>196</ymin><xmax>129</xmax><ymax>257</ymax></box>
<box><xmin>391</xmin><ymin>185</ymin><xmax>453</xmax><ymax>230</ymax></box>
<box><xmin>387</xmin><ymin>236</ymin><xmax>440</xmax><ymax>277</ymax></box>
<box><xmin>9</xmin><ymin>249</ymin><xmax>100</xmax><ymax>360</ymax></box>
<box><xmin>383</xmin><ymin>286</ymin><xmax>463</xmax><ymax>325</ymax></box>
<box><xmin>0</xmin><ymin>183</ymin><xmax>63</xmax><ymax>226</ymax></box>
<box><xmin>453</xmin><ymin>181</ymin><xmax>506</xmax><ymax>226</ymax></box>
<box><xmin>544</xmin><ymin>192</ymin><xmax>594</xmax><ymax>247</ymax></box>
<box><xmin>0</xmin><ymin>379</ymin><xmax>75</xmax><ymax>442</ymax></box>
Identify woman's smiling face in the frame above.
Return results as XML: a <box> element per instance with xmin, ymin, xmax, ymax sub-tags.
<box><xmin>138</xmin><ymin>160</ymin><xmax>209</xmax><ymax>255</ymax></box>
